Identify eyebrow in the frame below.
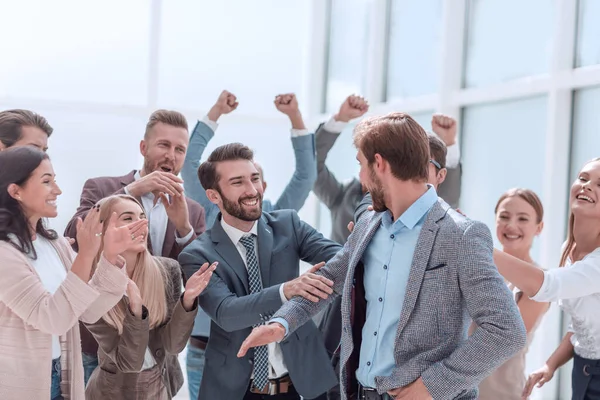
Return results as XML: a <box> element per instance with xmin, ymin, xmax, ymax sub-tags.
<box><xmin>41</xmin><ymin>173</ymin><xmax>53</xmax><ymax>178</ymax></box>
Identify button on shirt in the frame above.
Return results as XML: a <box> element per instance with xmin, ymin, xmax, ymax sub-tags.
<box><xmin>127</xmin><ymin>171</ymin><xmax>193</xmax><ymax>256</ymax></box>
<box><xmin>356</xmin><ymin>186</ymin><xmax>438</xmax><ymax>388</ymax></box>
<box><xmin>220</xmin><ymin>218</ymin><xmax>289</xmax><ymax>379</ymax></box>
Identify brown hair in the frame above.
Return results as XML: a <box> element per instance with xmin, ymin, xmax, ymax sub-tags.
<box><xmin>198</xmin><ymin>143</ymin><xmax>254</xmax><ymax>190</ymax></box>
<box><xmin>559</xmin><ymin>157</ymin><xmax>600</xmax><ymax>267</ymax></box>
<box><xmin>0</xmin><ymin>109</ymin><xmax>53</xmax><ymax>148</ymax></box>
<box><xmin>427</xmin><ymin>133</ymin><xmax>447</xmax><ymax>168</ymax></box>
<box><xmin>353</xmin><ymin>112</ymin><xmax>429</xmax><ymax>181</ymax></box>
<box><xmin>145</xmin><ymin>109</ymin><xmax>188</xmax><ymax>139</ymax></box>
<box><xmin>495</xmin><ymin>188</ymin><xmax>544</xmax><ymax>224</ymax></box>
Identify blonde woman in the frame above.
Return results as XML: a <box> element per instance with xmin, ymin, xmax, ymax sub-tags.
<box><xmin>84</xmin><ymin>194</ymin><xmax>215</xmax><ymax>400</ymax></box>
<box><xmin>478</xmin><ymin>189</ymin><xmax>550</xmax><ymax>399</ymax></box>
<box><xmin>494</xmin><ymin>158</ymin><xmax>600</xmax><ymax>400</ymax></box>
<box><xmin>0</xmin><ymin>147</ymin><xmax>143</xmax><ymax>400</ymax></box>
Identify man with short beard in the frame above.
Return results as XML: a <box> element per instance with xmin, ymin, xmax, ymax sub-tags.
<box><xmin>179</xmin><ymin>143</ymin><xmax>342</xmax><ymax>400</ymax></box>
<box><xmin>64</xmin><ymin>109</ymin><xmax>206</xmax><ymax>384</ymax></box>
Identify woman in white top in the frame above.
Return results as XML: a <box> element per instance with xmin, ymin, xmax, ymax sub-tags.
<box><xmin>493</xmin><ymin>157</ymin><xmax>600</xmax><ymax>400</ymax></box>
<box><xmin>0</xmin><ymin>147</ymin><xmax>146</xmax><ymax>400</ymax></box>
<box><xmin>83</xmin><ymin>194</ymin><xmax>216</xmax><ymax>400</ymax></box>
<box><xmin>478</xmin><ymin>188</ymin><xmax>550</xmax><ymax>399</ymax></box>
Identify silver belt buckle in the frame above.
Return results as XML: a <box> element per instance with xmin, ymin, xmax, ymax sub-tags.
<box><xmin>268</xmin><ymin>381</ymin><xmax>277</xmax><ymax>395</ymax></box>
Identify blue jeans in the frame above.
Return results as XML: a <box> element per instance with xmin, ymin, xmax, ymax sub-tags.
<box><xmin>51</xmin><ymin>358</ymin><xmax>62</xmax><ymax>400</ymax></box>
<box><xmin>186</xmin><ymin>343</ymin><xmax>206</xmax><ymax>400</ymax></box>
<box><xmin>82</xmin><ymin>352</ymin><xmax>99</xmax><ymax>386</ymax></box>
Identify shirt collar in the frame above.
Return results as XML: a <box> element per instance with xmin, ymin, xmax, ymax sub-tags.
<box><xmin>220</xmin><ymin>217</ymin><xmax>258</xmax><ymax>245</ymax></box>
<box><xmin>382</xmin><ymin>184</ymin><xmax>438</xmax><ymax>230</ymax></box>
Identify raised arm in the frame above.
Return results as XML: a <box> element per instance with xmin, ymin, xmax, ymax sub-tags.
<box><xmin>271</xmin><ymin>93</ymin><xmax>317</xmax><ymax>211</ymax></box>
<box><xmin>494</xmin><ymin>247</ymin><xmax>600</xmax><ymax>301</ymax></box>
<box><xmin>313</xmin><ymin>95</ymin><xmax>369</xmax><ymax>209</ymax></box>
<box><xmin>181</xmin><ymin>90</ymin><xmax>239</xmax><ymax>228</ymax></box>
<box><xmin>419</xmin><ymin>222</ymin><xmax>527</xmax><ymax>399</ymax></box>
<box><xmin>431</xmin><ymin>114</ymin><xmax>462</xmax><ymax>208</ymax></box>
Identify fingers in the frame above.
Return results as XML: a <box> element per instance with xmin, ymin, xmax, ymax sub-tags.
<box><xmin>522</xmin><ymin>375</ymin><xmax>541</xmax><ymax>398</ymax></box>
<box><xmin>237</xmin><ymin>327</ymin><xmax>267</xmax><ymax>357</ymax></box>
<box><xmin>347</xmin><ymin>221</ymin><xmax>354</xmax><ymax>232</ymax></box>
<box><xmin>67</xmin><ymin>237</ymin><xmax>76</xmax><ymax>245</ymax></box>
<box><xmin>158</xmin><ymin>175</ymin><xmax>184</xmax><ymax>196</ymax></box>
<box><xmin>308</xmin><ymin>261</ymin><xmax>325</xmax><ymax>273</ymax></box>
<box><xmin>128</xmin><ymin>220</ymin><xmax>148</xmax><ymax>238</ymax></box>
<box><xmin>76</xmin><ymin>217</ymin><xmax>83</xmax><ymax>233</ymax></box>
<box><xmin>304</xmin><ymin>276</ymin><xmax>334</xmax><ymax>296</ymax></box>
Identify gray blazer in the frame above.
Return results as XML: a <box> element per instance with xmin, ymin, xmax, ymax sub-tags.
<box><xmin>273</xmin><ymin>200</ymin><xmax>527</xmax><ymax>400</ymax></box>
<box><xmin>179</xmin><ymin>210</ymin><xmax>342</xmax><ymax>400</ymax></box>
<box><xmin>313</xmin><ymin>123</ymin><xmax>462</xmax><ymax>245</ymax></box>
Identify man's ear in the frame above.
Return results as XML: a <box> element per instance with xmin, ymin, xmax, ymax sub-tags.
<box><xmin>139</xmin><ymin>140</ymin><xmax>147</xmax><ymax>157</ymax></box>
<box><xmin>437</xmin><ymin>168</ymin><xmax>447</xmax><ymax>186</ymax></box>
<box><xmin>262</xmin><ymin>181</ymin><xmax>267</xmax><ymax>192</ymax></box>
<box><xmin>206</xmin><ymin>189</ymin><xmax>221</xmax><ymax>205</ymax></box>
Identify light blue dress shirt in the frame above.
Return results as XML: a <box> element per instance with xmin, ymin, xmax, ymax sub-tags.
<box><xmin>356</xmin><ymin>186</ymin><xmax>438</xmax><ymax>388</ymax></box>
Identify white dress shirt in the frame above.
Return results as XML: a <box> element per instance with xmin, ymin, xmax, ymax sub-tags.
<box><xmin>220</xmin><ymin>218</ymin><xmax>289</xmax><ymax>379</ymax></box>
<box><xmin>30</xmin><ymin>236</ymin><xmax>68</xmax><ymax>359</ymax></box>
<box><xmin>322</xmin><ymin>117</ymin><xmax>461</xmax><ymax>168</ymax></box>
<box><xmin>531</xmin><ymin>247</ymin><xmax>600</xmax><ymax>359</ymax></box>
<box><xmin>127</xmin><ymin>171</ymin><xmax>194</xmax><ymax>256</ymax></box>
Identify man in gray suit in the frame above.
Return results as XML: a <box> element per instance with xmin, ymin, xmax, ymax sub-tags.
<box><xmin>179</xmin><ymin>143</ymin><xmax>341</xmax><ymax>400</ymax></box>
<box><xmin>238</xmin><ymin>113</ymin><xmax>526</xmax><ymax>400</ymax></box>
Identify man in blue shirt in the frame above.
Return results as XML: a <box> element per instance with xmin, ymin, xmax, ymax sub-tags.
<box><xmin>180</xmin><ymin>91</ymin><xmax>318</xmax><ymax>400</ymax></box>
<box><xmin>238</xmin><ymin>112</ymin><xmax>526</xmax><ymax>400</ymax></box>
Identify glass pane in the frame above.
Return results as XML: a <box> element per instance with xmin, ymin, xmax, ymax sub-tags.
<box><xmin>409</xmin><ymin>111</ymin><xmax>434</xmax><ymax>132</ymax></box>
<box><xmin>0</xmin><ymin>0</ymin><xmax>150</xmax><ymax>105</ymax></box>
<box><xmin>571</xmin><ymin>86</ymin><xmax>600</xmax><ymax>179</ymax></box>
<box><xmin>463</xmin><ymin>0</ymin><xmax>554</xmax><ymax>88</ymax></box>
<box><xmin>158</xmin><ymin>1</ymin><xmax>310</xmax><ymax>117</ymax></box>
<box><xmin>325</xmin><ymin>0</ymin><xmax>371</xmax><ymax>112</ymax></box>
<box><xmin>575</xmin><ymin>0</ymin><xmax>600</xmax><ymax>67</ymax></box>
<box><xmin>460</xmin><ymin>96</ymin><xmax>547</xmax><ymax>259</ymax></box>
<box><xmin>386</xmin><ymin>0</ymin><xmax>442</xmax><ymax>98</ymax></box>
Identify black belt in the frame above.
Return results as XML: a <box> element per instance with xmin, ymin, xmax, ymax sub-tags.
<box><xmin>189</xmin><ymin>335</ymin><xmax>208</xmax><ymax>350</ymax></box>
<box><xmin>358</xmin><ymin>384</ymin><xmax>391</xmax><ymax>400</ymax></box>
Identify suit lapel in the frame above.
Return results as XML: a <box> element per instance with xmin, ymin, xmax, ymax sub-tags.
<box><xmin>256</xmin><ymin>216</ymin><xmax>272</xmax><ymax>287</ymax></box>
<box><xmin>396</xmin><ymin>200</ymin><xmax>448</xmax><ymax>335</ymax></box>
<box><xmin>162</xmin><ymin>223</ymin><xmax>176</xmax><ymax>258</ymax></box>
<box><xmin>211</xmin><ymin>218</ymin><xmax>250</xmax><ymax>293</ymax></box>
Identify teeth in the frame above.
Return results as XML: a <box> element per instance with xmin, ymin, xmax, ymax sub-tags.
<box><xmin>242</xmin><ymin>199</ymin><xmax>258</xmax><ymax>206</ymax></box>
<box><xmin>46</xmin><ymin>201</ymin><xmax>57</xmax><ymax>206</ymax></box>
<box><xmin>577</xmin><ymin>194</ymin><xmax>594</xmax><ymax>203</ymax></box>
<box><xmin>505</xmin><ymin>234</ymin><xmax>520</xmax><ymax>239</ymax></box>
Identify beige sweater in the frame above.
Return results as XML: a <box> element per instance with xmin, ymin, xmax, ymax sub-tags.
<box><xmin>0</xmin><ymin>237</ymin><xmax>128</xmax><ymax>400</ymax></box>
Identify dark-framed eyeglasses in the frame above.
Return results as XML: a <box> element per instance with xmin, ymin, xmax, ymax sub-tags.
<box><xmin>429</xmin><ymin>159</ymin><xmax>442</xmax><ymax>170</ymax></box>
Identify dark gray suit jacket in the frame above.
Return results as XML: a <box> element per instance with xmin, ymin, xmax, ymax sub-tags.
<box><xmin>273</xmin><ymin>200</ymin><xmax>527</xmax><ymax>400</ymax></box>
<box><xmin>179</xmin><ymin>210</ymin><xmax>342</xmax><ymax>400</ymax></box>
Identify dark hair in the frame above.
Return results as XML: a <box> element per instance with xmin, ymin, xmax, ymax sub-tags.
<box><xmin>145</xmin><ymin>109</ymin><xmax>188</xmax><ymax>139</ymax></box>
<box><xmin>495</xmin><ymin>188</ymin><xmax>544</xmax><ymax>224</ymax></box>
<box><xmin>353</xmin><ymin>112</ymin><xmax>429</xmax><ymax>181</ymax></box>
<box><xmin>0</xmin><ymin>146</ymin><xmax>58</xmax><ymax>258</ymax></box>
<box><xmin>198</xmin><ymin>143</ymin><xmax>254</xmax><ymax>190</ymax></box>
<box><xmin>0</xmin><ymin>109</ymin><xmax>53</xmax><ymax>148</ymax></box>
<box><xmin>427</xmin><ymin>134</ymin><xmax>447</xmax><ymax>169</ymax></box>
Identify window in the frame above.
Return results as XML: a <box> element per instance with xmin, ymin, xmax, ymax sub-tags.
<box><xmin>575</xmin><ymin>0</ymin><xmax>600</xmax><ymax>67</ymax></box>
<box><xmin>325</xmin><ymin>0</ymin><xmax>371</xmax><ymax>112</ymax></box>
<box><xmin>460</xmin><ymin>96</ymin><xmax>547</xmax><ymax>260</ymax></box>
<box><xmin>158</xmin><ymin>0</ymin><xmax>311</xmax><ymax>116</ymax></box>
<box><xmin>463</xmin><ymin>0</ymin><xmax>554</xmax><ymax>88</ymax></box>
<box><xmin>386</xmin><ymin>0</ymin><xmax>442</xmax><ymax>98</ymax></box>
<box><xmin>0</xmin><ymin>0</ymin><xmax>150</xmax><ymax>105</ymax></box>
<box><xmin>570</xmin><ymin>87</ymin><xmax>600</xmax><ymax>179</ymax></box>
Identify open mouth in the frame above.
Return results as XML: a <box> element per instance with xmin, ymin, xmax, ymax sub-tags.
<box><xmin>46</xmin><ymin>200</ymin><xmax>57</xmax><ymax>207</ymax></box>
<box><xmin>503</xmin><ymin>233</ymin><xmax>522</xmax><ymax>241</ymax></box>
<box><xmin>240</xmin><ymin>198</ymin><xmax>259</xmax><ymax>207</ymax></box>
<box><xmin>159</xmin><ymin>166</ymin><xmax>173</xmax><ymax>173</ymax></box>
<box><xmin>576</xmin><ymin>193</ymin><xmax>595</xmax><ymax>203</ymax></box>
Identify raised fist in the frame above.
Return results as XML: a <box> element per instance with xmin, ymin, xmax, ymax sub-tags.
<box><xmin>336</xmin><ymin>95</ymin><xmax>369</xmax><ymax>122</ymax></box>
<box><xmin>431</xmin><ymin>114</ymin><xmax>457</xmax><ymax>146</ymax></box>
<box><xmin>208</xmin><ymin>90</ymin><xmax>239</xmax><ymax>121</ymax></box>
<box><xmin>274</xmin><ymin>93</ymin><xmax>300</xmax><ymax>116</ymax></box>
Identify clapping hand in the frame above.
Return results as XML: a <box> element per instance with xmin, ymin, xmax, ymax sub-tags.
<box><xmin>182</xmin><ymin>262</ymin><xmax>218</xmax><ymax>311</ymax></box>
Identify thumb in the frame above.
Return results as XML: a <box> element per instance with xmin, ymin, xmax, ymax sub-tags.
<box><xmin>309</xmin><ymin>261</ymin><xmax>326</xmax><ymax>273</ymax></box>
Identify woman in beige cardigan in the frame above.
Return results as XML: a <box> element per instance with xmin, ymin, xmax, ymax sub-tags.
<box><xmin>84</xmin><ymin>194</ymin><xmax>215</xmax><ymax>400</ymax></box>
<box><xmin>0</xmin><ymin>147</ymin><xmax>147</xmax><ymax>400</ymax></box>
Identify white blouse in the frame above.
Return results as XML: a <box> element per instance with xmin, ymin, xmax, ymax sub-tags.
<box><xmin>531</xmin><ymin>247</ymin><xmax>600</xmax><ymax>360</ymax></box>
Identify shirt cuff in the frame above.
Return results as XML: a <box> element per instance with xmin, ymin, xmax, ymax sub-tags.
<box><xmin>201</xmin><ymin>116</ymin><xmax>219</xmax><ymax>132</ymax></box>
<box><xmin>269</xmin><ymin>317</ymin><xmax>289</xmax><ymax>340</ymax></box>
<box><xmin>278</xmin><ymin>284</ymin><xmax>288</xmax><ymax>303</ymax></box>
<box><xmin>323</xmin><ymin>117</ymin><xmax>348</xmax><ymax>134</ymax></box>
<box><xmin>175</xmin><ymin>228</ymin><xmax>194</xmax><ymax>245</ymax></box>
<box><xmin>529</xmin><ymin>270</ymin><xmax>551</xmax><ymax>302</ymax></box>
<box><xmin>290</xmin><ymin>128</ymin><xmax>310</xmax><ymax>138</ymax></box>
<box><xmin>445</xmin><ymin>142</ymin><xmax>460</xmax><ymax>168</ymax></box>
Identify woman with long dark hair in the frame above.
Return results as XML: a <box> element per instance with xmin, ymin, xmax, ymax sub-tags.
<box><xmin>494</xmin><ymin>158</ymin><xmax>600</xmax><ymax>400</ymax></box>
<box><xmin>0</xmin><ymin>146</ymin><xmax>146</xmax><ymax>399</ymax></box>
